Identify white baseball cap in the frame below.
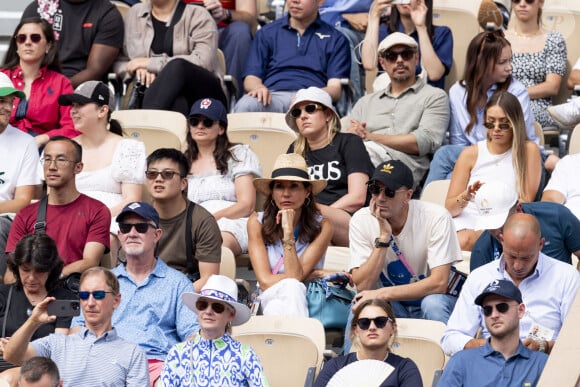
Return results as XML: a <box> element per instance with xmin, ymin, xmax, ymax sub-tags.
<box><xmin>474</xmin><ymin>181</ymin><xmax>518</xmax><ymax>230</ymax></box>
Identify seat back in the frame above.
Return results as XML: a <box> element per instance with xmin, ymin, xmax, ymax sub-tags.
<box><xmin>420</xmin><ymin>179</ymin><xmax>451</xmax><ymax>207</ymax></box>
<box><xmin>112</xmin><ymin>109</ymin><xmax>188</xmax><ymax>155</ymax></box>
<box><xmin>219</xmin><ymin>246</ymin><xmax>236</xmax><ymax>279</ymax></box>
<box><xmin>568</xmin><ymin>124</ymin><xmax>580</xmax><ymax>154</ymax></box>
<box><xmin>324</xmin><ymin>246</ymin><xmax>350</xmax><ymax>272</ymax></box>
<box><xmin>232</xmin><ymin>316</ymin><xmax>326</xmax><ymax>387</ymax></box>
<box><xmin>431</xmin><ymin>6</ymin><xmax>480</xmax><ymax>92</ymax></box>
<box><xmin>390</xmin><ymin>318</ymin><xmax>448</xmax><ymax>387</ymax></box>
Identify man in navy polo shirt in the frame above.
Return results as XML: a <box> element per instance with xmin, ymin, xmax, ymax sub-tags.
<box><xmin>234</xmin><ymin>0</ymin><xmax>351</xmax><ymax>113</ymax></box>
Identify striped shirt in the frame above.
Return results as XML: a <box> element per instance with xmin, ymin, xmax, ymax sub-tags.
<box><xmin>31</xmin><ymin>327</ymin><xmax>149</xmax><ymax>386</ymax></box>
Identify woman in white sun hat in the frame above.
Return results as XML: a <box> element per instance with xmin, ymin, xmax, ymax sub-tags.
<box><xmin>286</xmin><ymin>87</ymin><xmax>373</xmax><ymax>247</ymax></box>
<box><xmin>248</xmin><ymin>153</ymin><xmax>338</xmax><ymax>317</ymax></box>
<box><xmin>158</xmin><ymin>274</ymin><xmax>269</xmax><ymax>387</ymax></box>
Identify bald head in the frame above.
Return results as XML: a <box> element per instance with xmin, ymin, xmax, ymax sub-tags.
<box><xmin>503</xmin><ymin>213</ymin><xmax>541</xmax><ymax>242</ymax></box>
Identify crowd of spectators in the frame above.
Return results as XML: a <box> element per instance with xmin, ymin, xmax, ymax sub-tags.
<box><xmin>1</xmin><ymin>0</ymin><xmax>580</xmax><ymax>385</ymax></box>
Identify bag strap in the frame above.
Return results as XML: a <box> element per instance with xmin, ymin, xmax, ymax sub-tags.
<box><xmin>163</xmin><ymin>1</ymin><xmax>186</xmax><ymax>57</ymax></box>
<box><xmin>34</xmin><ymin>195</ymin><xmax>48</xmax><ymax>234</ymax></box>
<box><xmin>185</xmin><ymin>201</ymin><xmax>199</xmax><ymax>275</ymax></box>
<box><xmin>2</xmin><ymin>286</ymin><xmax>14</xmax><ymax>337</ymax></box>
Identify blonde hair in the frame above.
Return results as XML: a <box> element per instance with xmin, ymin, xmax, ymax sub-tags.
<box><xmin>293</xmin><ymin>109</ymin><xmax>340</xmax><ymax>157</ymax></box>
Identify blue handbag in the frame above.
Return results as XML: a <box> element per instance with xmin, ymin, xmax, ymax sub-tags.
<box><xmin>306</xmin><ymin>273</ymin><xmax>354</xmax><ymax>329</ymax></box>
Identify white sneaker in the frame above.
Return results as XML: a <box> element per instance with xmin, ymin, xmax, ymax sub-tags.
<box><xmin>548</xmin><ymin>98</ymin><xmax>580</xmax><ymax>128</ymax></box>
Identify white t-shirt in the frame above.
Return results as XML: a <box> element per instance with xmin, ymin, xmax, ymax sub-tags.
<box><xmin>349</xmin><ymin>200</ymin><xmax>462</xmax><ymax>289</ymax></box>
<box><xmin>543</xmin><ymin>153</ymin><xmax>580</xmax><ymax>220</ymax></box>
<box><xmin>0</xmin><ymin>125</ymin><xmax>40</xmax><ymax>207</ymax></box>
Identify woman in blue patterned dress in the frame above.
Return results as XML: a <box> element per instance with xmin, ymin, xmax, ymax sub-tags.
<box><xmin>158</xmin><ymin>274</ymin><xmax>269</xmax><ymax>387</ymax></box>
<box><xmin>505</xmin><ymin>0</ymin><xmax>567</xmax><ymax>129</ymax></box>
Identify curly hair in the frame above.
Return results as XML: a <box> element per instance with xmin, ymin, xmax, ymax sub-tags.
<box><xmin>461</xmin><ymin>30</ymin><xmax>512</xmax><ymax>135</ymax></box>
<box><xmin>2</xmin><ymin>17</ymin><xmax>61</xmax><ymax>73</ymax></box>
<box><xmin>7</xmin><ymin>234</ymin><xmax>64</xmax><ymax>291</ymax></box>
<box><xmin>261</xmin><ymin>182</ymin><xmax>322</xmax><ymax>245</ymax></box>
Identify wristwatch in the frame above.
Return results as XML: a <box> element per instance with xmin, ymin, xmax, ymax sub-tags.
<box><xmin>538</xmin><ymin>340</ymin><xmax>546</xmax><ymax>353</ymax></box>
<box><xmin>374</xmin><ymin>237</ymin><xmax>390</xmax><ymax>248</ymax></box>
<box><xmin>224</xmin><ymin>9</ymin><xmax>233</xmax><ymax>23</ymax></box>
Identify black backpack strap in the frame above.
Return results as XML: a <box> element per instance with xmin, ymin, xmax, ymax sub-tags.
<box><xmin>34</xmin><ymin>195</ymin><xmax>48</xmax><ymax>234</ymax></box>
<box><xmin>163</xmin><ymin>1</ymin><xmax>186</xmax><ymax>57</ymax></box>
<box><xmin>185</xmin><ymin>201</ymin><xmax>199</xmax><ymax>276</ymax></box>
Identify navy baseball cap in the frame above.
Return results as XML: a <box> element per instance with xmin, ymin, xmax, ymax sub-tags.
<box><xmin>368</xmin><ymin>160</ymin><xmax>414</xmax><ymax>190</ymax></box>
<box><xmin>474</xmin><ymin>279</ymin><xmax>522</xmax><ymax>306</ymax></box>
<box><xmin>189</xmin><ymin>98</ymin><xmax>228</xmax><ymax>128</ymax></box>
<box><xmin>116</xmin><ymin>202</ymin><xmax>160</xmax><ymax>227</ymax></box>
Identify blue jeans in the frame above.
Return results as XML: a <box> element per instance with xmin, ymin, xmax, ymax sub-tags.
<box><xmin>335</xmin><ymin>27</ymin><xmax>365</xmax><ymax>104</ymax></box>
<box><xmin>219</xmin><ymin>21</ymin><xmax>253</xmax><ymax>99</ymax></box>
<box><xmin>423</xmin><ymin>144</ymin><xmax>464</xmax><ymax>188</ymax></box>
<box><xmin>342</xmin><ymin>293</ymin><xmax>457</xmax><ymax>353</ymax></box>
<box><xmin>234</xmin><ymin>90</ymin><xmax>296</xmax><ymax>113</ymax></box>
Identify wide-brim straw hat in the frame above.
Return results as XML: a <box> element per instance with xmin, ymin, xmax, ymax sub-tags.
<box><xmin>253</xmin><ymin>153</ymin><xmax>327</xmax><ymax>196</ymax></box>
<box><xmin>182</xmin><ymin>274</ymin><xmax>250</xmax><ymax>326</ymax></box>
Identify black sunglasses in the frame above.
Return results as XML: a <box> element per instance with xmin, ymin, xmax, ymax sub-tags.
<box><xmin>483</xmin><ymin>121</ymin><xmax>512</xmax><ymax>131</ymax></box>
<box><xmin>482</xmin><ymin>302</ymin><xmax>513</xmax><ymax>316</ymax></box>
<box><xmin>189</xmin><ymin>116</ymin><xmax>216</xmax><ymax>128</ymax></box>
<box><xmin>368</xmin><ymin>183</ymin><xmax>405</xmax><ymax>198</ymax></box>
<box><xmin>15</xmin><ymin>33</ymin><xmax>42</xmax><ymax>44</ymax></box>
<box><xmin>145</xmin><ymin>170</ymin><xmax>181</xmax><ymax>180</ymax></box>
<box><xmin>79</xmin><ymin>290</ymin><xmax>113</xmax><ymax>300</ymax></box>
<box><xmin>118</xmin><ymin>222</ymin><xmax>156</xmax><ymax>234</ymax></box>
<box><xmin>195</xmin><ymin>299</ymin><xmax>227</xmax><ymax>314</ymax></box>
<box><xmin>511</xmin><ymin>0</ymin><xmax>535</xmax><ymax>4</ymax></box>
<box><xmin>356</xmin><ymin>316</ymin><xmax>393</xmax><ymax>330</ymax></box>
<box><xmin>381</xmin><ymin>49</ymin><xmax>416</xmax><ymax>63</ymax></box>
<box><xmin>290</xmin><ymin>103</ymin><xmax>324</xmax><ymax>118</ymax></box>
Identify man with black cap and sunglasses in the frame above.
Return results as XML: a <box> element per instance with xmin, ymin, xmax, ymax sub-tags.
<box><xmin>438</xmin><ymin>279</ymin><xmax>548</xmax><ymax>387</ymax></box>
<box><xmin>344</xmin><ymin>160</ymin><xmax>462</xmax><ymax>351</ymax></box>
<box><xmin>70</xmin><ymin>202</ymin><xmax>199</xmax><ymax>386</ymax></box>
<box><xmin>347</xmin><ymin>31</ymin><xmax>449</xmax><ymax>189</ymax></box>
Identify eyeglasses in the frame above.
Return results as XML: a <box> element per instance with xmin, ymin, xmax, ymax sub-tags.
<box><xmin>381</xmin><ymin>49</ymin><xmax>416</xmax><ymax>63</ymax></box>
<box><xmin>483</xmin><ymin>121</ymin><xmax>512</xmax><ymax>131</ymax></box>
<box><xmin>40</xmin><ymin>157</ymin><xmax>78</xmax><ymax>168</ymax></box>
<box><xmin>118</xmin><ymin>222</ymin><xmax>156</xmax><ymax>234</ymax></box>
<box><xmin>15</xmin><ymin>33</ymin><xmax>42</xmax><ymax>44</ymax></box>
<box><xmin>195</xmin><ymin>299</ymin><xmax>227</xmax><ymax>314</ymax></box>
<box><xmin>290</xmin><ymin>103</ymin><xmax>324</xmax><ymax>118</ymax></box>
<box><xmin>482</xmin><ymin>302</ymin><xmax>514</xmax><ymax>316</ymax></box>
<box><xmin>356</xmin><ymin>316</ymin><xmax>393</xmax><ymax>330</ymax></box>
<box><xmin>145</xmin><ymin>170</ymin><xmax>181</xmax><ymax>180</ymax></box>
<box><xmin>511</xmin><ymin>0</ymin><xmax>535</xmax><ymax>4</ymax></box>
<box><xmin>189</xmin><ymin>116</ymin><xmax>216</xmax><ymax>128</ymax></box>
<box><xmin>78</xmin><ymin>290</ymin><xmax>113</xmax><ymax>300</ymax></box>
<box><xmin>368</xmin><ymin>183</ymin><xmax>406</xmax><ymax>198</ymax></box>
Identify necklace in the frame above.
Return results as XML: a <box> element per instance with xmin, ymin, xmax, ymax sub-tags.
<box><xmin>511</xmin><ymin>29</ymin><xmax>543</xmax><ymax>39</ymax></box>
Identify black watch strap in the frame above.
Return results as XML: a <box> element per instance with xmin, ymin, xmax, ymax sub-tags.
<box><xmin>374</xmin><ymin>237</ymin><xmax>390</xmax><ymax>248</ymax></box>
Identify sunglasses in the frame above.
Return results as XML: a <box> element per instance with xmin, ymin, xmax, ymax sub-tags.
<box><xmin>381</xmin><ymin>49</ymin><xmax>416</xmax><ymax>63</ymax></box>
<box><xmin>290</xmin><ymin>103</ymin><xmax>324</xmax><ymax>118</ymax></box>
<box><xmin>368</xmin><ymin>183</ymin><xmax>406</xmax><ymax>198</ymax></box>
<box><xmin>356</xmin><ymin>316</ymin><xmax>393</xmax><ymax>330</ymax></box>
<box><xmin>78</xmin><ymin>290</ymin><xmax>113</xmax><ymax>300</ymax></box>
<box><xmin>118</xmin><ymin>222</ymin><xmax>156</xmax><ymax>234</ymax></box>
<box><xmin>482</xmin><ymin>302</ymin><xmax>514</xmax><ymax>317</ymax></box>
<box><xmin>483</xmin><ymin>121</ymin><xmax>512</xmax><ymax>131</ymax></box>
<box><xmin>511</xmin><ymin>0</ymin><xmax>535</xmax><ymax>4</ymax></box>
<box><xmin>15</xmin><ymin>33</ymin><xmax>42</xmax><ymax>44</ymax></box>
<box><xmin>195</xmin><ymin>299</ymin><xmax>227</xmax><ymax>314</ymax></box>
<box><xmin>189</xmin><ymin>116</ymin><xmax>216</xmax><ymax>128</ymax></box>
<box><xmin>145</xmin><ymin>170</ymin><xmax>181</xmax><ymax>180</ymax></box>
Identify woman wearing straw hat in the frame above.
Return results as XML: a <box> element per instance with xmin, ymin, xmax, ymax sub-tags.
<box><xmin>248</xmin><ymin>153</ymin><xmax>335</xmax><ymax>317</ymax></box>
<box><xmin>286</xmin><ymin>87</ymin><xmax>373</xmax><ymax>247</ymax></box>
<box><xmin>158</xmin><ymin>274</ymin><xmax>269</xmax><ymax>386</ymax></box>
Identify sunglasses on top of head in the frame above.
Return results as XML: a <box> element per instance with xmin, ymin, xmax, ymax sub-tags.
<box><xmin>356</xmin><ymin>316</ymin><xmax>393</xmax><ymax>330</ymax></box>
<box><xmin>195</xmin><ymin>299</ymin><xmax>227</xmax><ymax>314</ymax></box>
<box><xmin>15</xmin><ymin>33</ymin><xmax>42</xmax><ymax>44</ymax></box>
<box><xmin>189</xmin><ymin>116</ymin><xmax>216</xmax><ymax>128</ymax></box>
<box><xmin>482</xmin><ymin>302</ymin><xmax>515</xmax><ymax>316</ymax></box>
<box><xmin>381</xmin><ymin>48</ymin><xmax>416</xmax><ymax>63</ymax></box>
<box><xmin>511</xmin><ymin>0</ymin><xmax>535</xmax><ymax>5</ymax></box>
<box><xmin>290</xmin><ymin>103</ymin><xmax>325</xmax><ymax>118</ymax></box>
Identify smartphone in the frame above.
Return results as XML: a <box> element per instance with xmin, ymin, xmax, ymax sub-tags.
<box><xmin>392</xmin><ymin>0</ymin><xmax>411</xmax><ymax>4</ymax></box>
<box><xmin>47</xmin><ymin>300</ymin><xmax>81</xmax><ymax>317</ymax></box>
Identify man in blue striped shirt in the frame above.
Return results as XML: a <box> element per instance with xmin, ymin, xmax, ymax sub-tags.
<box><xmin>4</xmin><ymin>267</ymin><xmax>149</xmax><ymax>386</ymax></box>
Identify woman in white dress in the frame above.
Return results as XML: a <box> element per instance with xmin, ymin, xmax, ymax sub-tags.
<box><xmin>58</xmin><ymin>81</ymin><xmax>146</xmax><ymax>262</ymax></box>
<box><xmin>445</xmin><ymin>91</ymin><xmax>542</xmax><ymax>250</ymax></box>
<box><xmin>185</xmin><ymin>98</ymin><xmax>261</xmax><ymax>256</ymax></box>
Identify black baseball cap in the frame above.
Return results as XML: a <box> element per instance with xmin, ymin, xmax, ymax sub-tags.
<box><xmin>368</xmin><ymin>160</ymin><xmax>414</xmax><ymax>190</ymax></box>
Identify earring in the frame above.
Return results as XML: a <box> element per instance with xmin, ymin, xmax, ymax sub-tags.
<box><xmin>304</xmin><ymin>197</ymin><xmax>311</xmax><ymax>206</ymax></box>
